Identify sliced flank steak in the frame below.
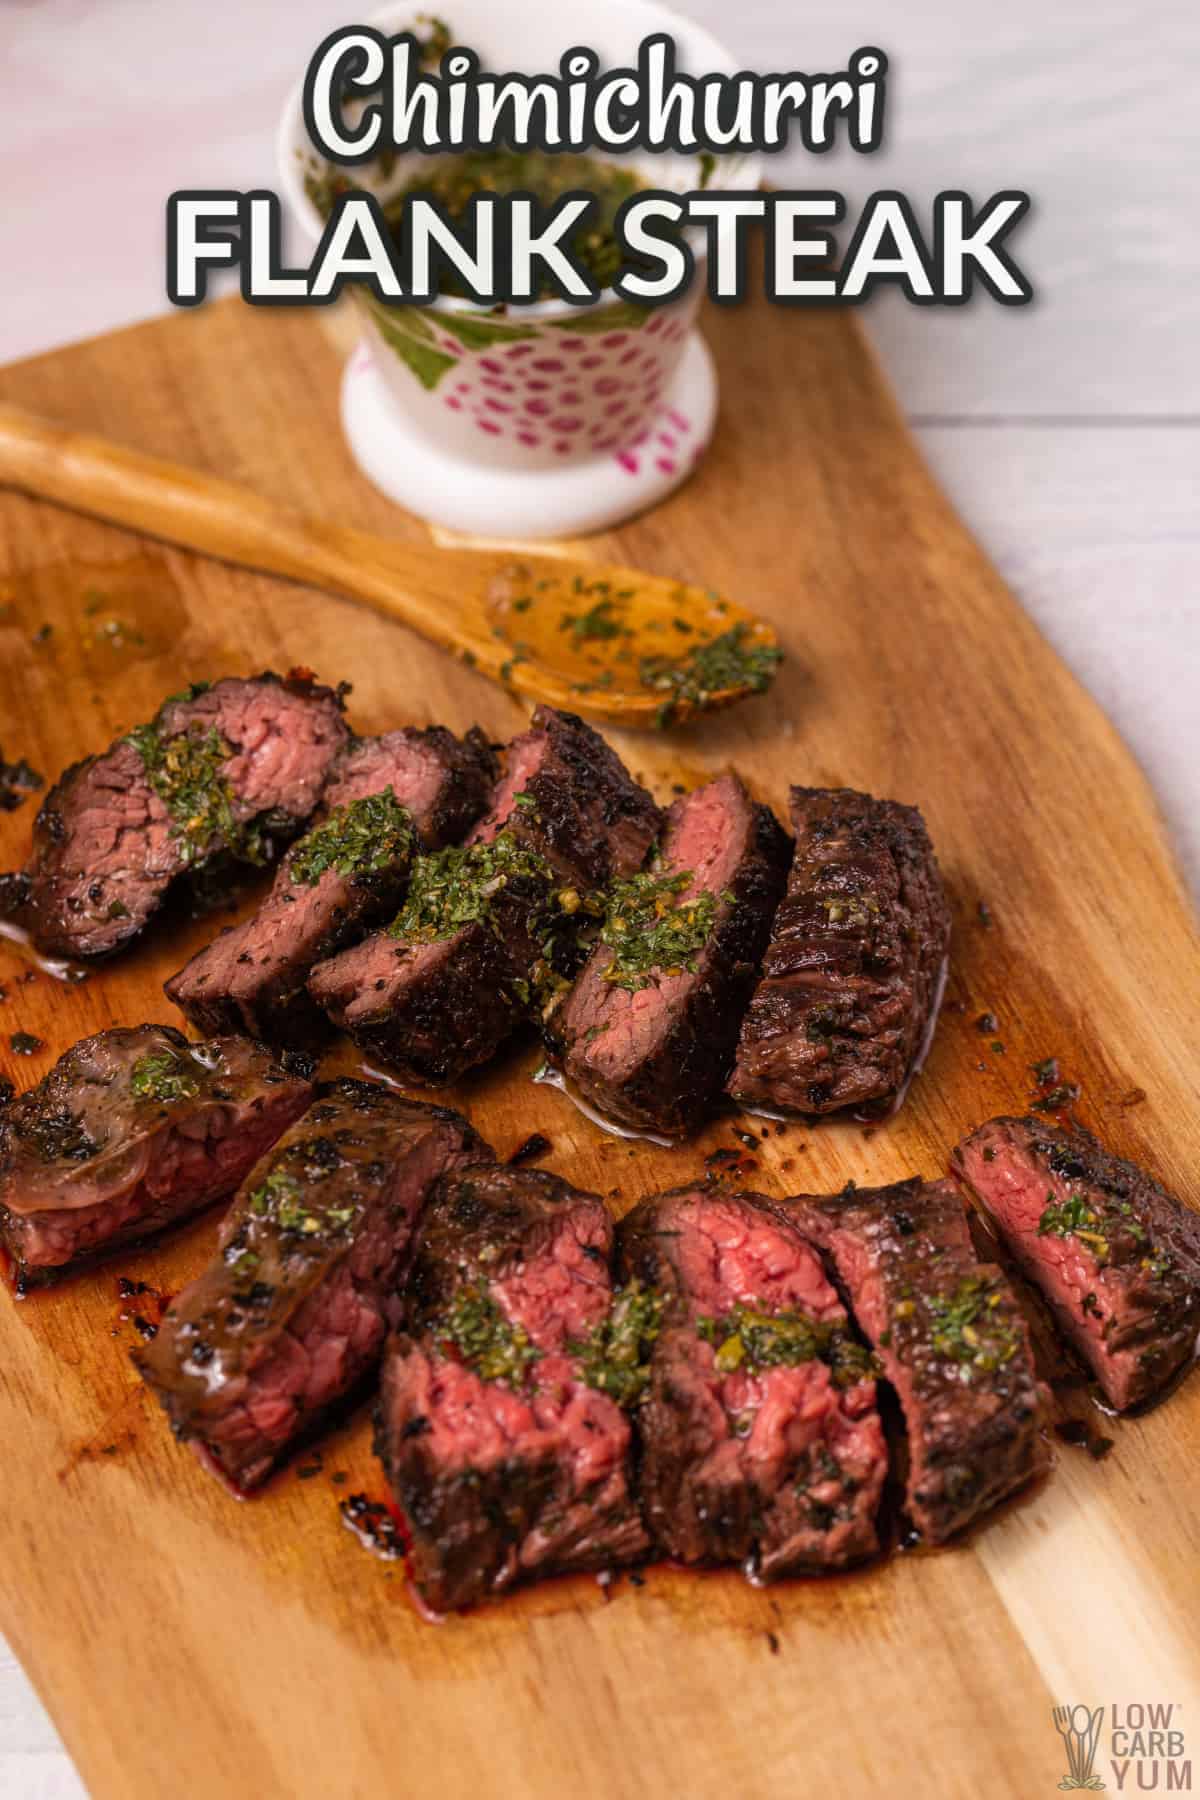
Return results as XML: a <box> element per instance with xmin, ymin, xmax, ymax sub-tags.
<box><xmin>309</xmin><ymin>707</ymin><xmax>662</xmax><ymax>1084</ymax></box>
<box><xmin>728</xmin><ymin>787</ymin><xmax>950</xmax><ymax>1118</ymax></box>
<box><xmin>619</xmin><ymin>1186</ymin><xmax>887</xmax><ymax>1576</ymax></box>
<box><xmin>0</xmin><ymin>672</ymin><xmax>349</xmax><ymax>959</ymax></box>
<box><xmin>953</xmin><ymin>1116</ymin><xmax>1200</xmax><ymax>1410</ymax></box>
<box><xmin>376</xmin><ymin>1164</ymin><xmax>652</xmax><ymax>1611</ymax></box>
<box><xmin>788</xmin><ymin>1178</ymin><xmax>1046</xmax><ymax>1542</ymax></box>
<box><xmin>554</xmin><ymin>775</ymin><xmax>790</xmax><ymax>1137</ymax></box>
<box><xmin>137</xmin><ymin>1080</ymin><xmax>490</xmax><ymax>1491</ymax></box>
<box><xmin>0</xmin><ymin>1025</ymin><xmax>314</xmax><ymax>1288</ymax></box>
<box><xmin>164</xmin><ymin>726</ymin><xmax>495</xmax><ymax>1046</ymax></box>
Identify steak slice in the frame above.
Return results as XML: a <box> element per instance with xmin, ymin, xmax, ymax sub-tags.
<box><xmin>376</xmin><ymin>1165</ymin><xmax>651</xmax><ymax>1611</ymax></box>
<box><xmin>788</xmin><ymin>1178</ymin><xmax>1046</xmax><ymax>1542</ymax></box>
<box><xmin>0</xmin><ymin>672</ymin><xmax>349</xmax><ymax>959</ymax></box>
<box><xmin>953</xmin><ymin>1116</ymin><xmax>1200</xmax><ymax>1410</ymax></box>
<box><xmin>728</xmin><ymin>787</ymin><xmax>950</xmax><ymax>1117</ymax></box>
<box><xmin>555</xmin><ymin>775</ymin><xmax>790</xmax><ymax>1137</ymax></box>
<box><xmin>620</xmin><ymin>1186</ymin><xmax>886</xmax><ymax>1576</ymax></box>
<box><xmin>137</xmin><ymin>1080</ymin><xmax>490</xmax><ymax>1490</ymax></box>
<box><xmin>164</xmin><ymin>726</ymin><xmax>495</xmax><ymax>1046</ymax></box>
<box><xmin>310</xmin><ymin>707</ymin><xmax>662</xmax><ymax>1084</ymax></box>
<box><xmin>0</xmin><ymin>1026</ymin><xmax>313</xmax><ymax>1288</ymax></box>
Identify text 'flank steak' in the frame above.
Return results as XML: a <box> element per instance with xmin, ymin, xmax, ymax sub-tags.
<box><xmin>309</xmin><ymin>707</ymin><xmax>661</xmax><ymax>1084</ymax></box>
<box><xmin>0</xmin><ymin>672</ymin><xmax>349</xmax><ymax>960</ymax></box>
<box><xmin>787</xmin><ymin>1178</ymin><xmax>1046</xmax><ymax>1542</ymax></box>
<box><xmin>0</xmin><ymin>1026</ymin><xmax>314</xmax><ymax>1288</ymax></box>
<box><xmin>554</xmin><ymin>774</ymin><xmax>791</xmax><ymax>1138</ymax></box>
<box><xmin>165</xmin><ymin>725</ymin><xmax>495</xmax><ymax>1046</ymax></box>
<box><xmin>620</xmin><ymin>1187</ymin><xmax>887</xmax><ymax>1576</ymax></box>
<box><xmin>728</xmin><ymin>787</ymin><xmax>950</xmax><ymax>1118</ymax></box>
<box><xmin>954</xmin><ymin>1116</ymin><xmax>1200</xmax><ymax>1410</ymax></box>
<box><xmin>376</xmin><ymin>1164</ymin><xmax>652</xmax><ymax>1611</ymax></box>
<box><xmin>138</xmin><ymin>1080</ymin><xmax>490</xmax><ymax>1491</ymax></box>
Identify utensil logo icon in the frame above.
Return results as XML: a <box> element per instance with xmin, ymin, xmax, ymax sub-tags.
<box><xmin>1052</xmin><ymin>1704</ymin><xmax>1106</xmax><ymax>1791</ymax></box>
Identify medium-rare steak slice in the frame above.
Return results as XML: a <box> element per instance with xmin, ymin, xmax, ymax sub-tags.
<box><xmin>0</xmin><ymin>1026</ymin><xmax>313</xmax><ymax>1288</ymax></box>
<box><xmin>164</xmin><ymin>726</ymin><xmax>495</xmax><ymax>1046</ymax></box>
<box><xmin>788</xmin><ymin>1178</ymin><xmax>1046</xmax><ymax>1542</ymax></box>
<box><xmin>728</xmin><ymin>787</ymin><xmax>950</xmax><ymax>1117</ymax></box>
<box><xmin>310</xmin><ymin>707</ymin><xmax>662</xmax><ymax>1084</ymax></box>
<box><xmin>376</xmin><ymin>1165</ymin><xmax>653</xmax><ymax>1610</ymax></box>
<box><xmin>953</xmin><ymin>1116</ymin><xmax>1200</xmax><ymax>1410</ymax></box>
<box><xmin>555</xmin><ymin>775</ymin><xmax>790</xmax><ymax>1137</ymax></box>
<box><xmin>620</xmin><ymin>1187</ymin><xmax>886</xmax><ymax>1576</ymax></box>
<box><xmin>0</xmin><ymin>672</ymin><xmax>349</xmax><ymax>959</ymax></box>
<box><xmin>138</xmin><ymin>1079</ymin><xmax>490</xmax><ymax>1490</ymax></box>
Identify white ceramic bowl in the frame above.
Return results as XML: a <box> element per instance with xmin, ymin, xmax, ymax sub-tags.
<box><xmin>276</xmin><ymin>0</ymin><xmax>758</xmax><ymax>536</ymax></box>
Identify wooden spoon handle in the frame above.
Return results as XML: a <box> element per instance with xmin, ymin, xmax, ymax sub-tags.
<box><xmin>0</xmin><ymin>402</ymin><xmax>455</xmax><ymax>644</ymax></box>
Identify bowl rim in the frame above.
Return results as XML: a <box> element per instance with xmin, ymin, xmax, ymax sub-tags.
<box><xmin>274</xmin><ymin>0</ymin><xmax>762</xmax><ymax>322</ymax></box>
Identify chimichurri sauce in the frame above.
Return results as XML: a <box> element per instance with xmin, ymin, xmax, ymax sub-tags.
<box><xmin>386</xmin><ymin>150</ymin><xmax>644</xmax><ymax>293</ymax></box>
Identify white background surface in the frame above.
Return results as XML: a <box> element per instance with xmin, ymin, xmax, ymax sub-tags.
<box><xmin>1</xmin><ymin>2</ymin><xmax>1197</xmax><ymax>1793</ymax></box>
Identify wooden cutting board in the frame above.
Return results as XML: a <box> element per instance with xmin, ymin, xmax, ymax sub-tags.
<box><xmin>1</xmin><ymin>293</ymin><xmax>1197</xmax><ymax>1800</ymax></box>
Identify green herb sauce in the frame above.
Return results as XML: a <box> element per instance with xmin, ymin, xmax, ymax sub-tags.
<box><xmin>696</xmin><ymin>1304</ymin><xmax>877</xmax><ymax>1389</ymax></box>
<box><xmin>599</xmin><ymin>865</ymin><xmax>720</xmax><ymax>991</ymax></box>
<box><xmin>386</xmin><ymin>150</ymin><xmax>644</xmax><ymax>293</ymax></box>
<box><xmin>1037</xmin><ymin>1191</ymin><xmax>1111</xmax><ymax>1262</ymax></box>
<box><xmin>129</xmin><ymin>1048</ymin><xmax>201</xmax><ymax>1106</ymax></box>
<box><xmin>639</xmin><ymin>623</ymin><xmax>783</xmax><ymax>728</ymax></box>
<box><xmin>569</xmin><ymin>1280</ymin><xmax>664</xmax><ymax>1407</ymax></box>
<box><xmin>925</xmin><ymin>1276</ymin><xmax>1020</xmax><ymax>1378</ymax></box>
<box><xmin>127</xmin><ymin>721</ymin><xmax>264</xmax><ymax>869</ymax></box>
<box><xmin>289</xmin><ymin>787</ymin><xmax>414</xmax><ymax>887</ymax></box>
<box><xmin>246</xmin><ymin>1167</ymin><xmax>359</xmax><ymax>1240</ymax></box>
<box><xmin>439</xmin><ymin>1284</ymin><xmax>540</xmax><ymax>1387</ymax></box>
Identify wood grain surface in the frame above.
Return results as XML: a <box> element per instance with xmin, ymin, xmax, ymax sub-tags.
<box><xmin>0</xmin><ymin>294</ymin><xmax>1197</xmax><ymax>1800</ymax></box>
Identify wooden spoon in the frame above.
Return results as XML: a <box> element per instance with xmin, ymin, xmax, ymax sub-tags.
<box><xmin>0</xmin><ymin>404</ymin><xmax>780</xmax><ymax>731</ymax></box>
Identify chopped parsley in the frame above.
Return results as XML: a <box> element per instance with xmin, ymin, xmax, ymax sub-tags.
<box><xmin>1037</xmin><ymin>1191</ymin><xmax>1110</xmax><ymax>1261</ymax></box>
<box><xmin>389</xmin><ymin>829</ymin><xmax>561</xmax><ymax>944</ymax></box>
<box><xmin>570</xmin><ymin>1280</ymin><xmax>664</xmax><ymax>1407</ymax></box>
<box><xmin>289</xmin><ymin>788</ymin><xmax>414</xmax><ymax>887</ymax></box>
<box><xmin>438</xmin><ymin>1284</ymin><xmax>540</xmax><ymax>1387</ymax></box>
<box><xmin>129</xmin><ymin>1047</ymin><xmax>201</xmax><ymax>1106</ymax></box>
<box><xmin>246</xmin><ymin>1167</ymin><xmax>358</xmax><ymax>1240</ymax></box>
<box><xmin>696</xmin><ymin>1304</ymin><xmax>877</xmax><ymax>1389</ymax></box>
<box><xmin>560</xmin><ymin>595</ymin><xmax>623</xmax><ymax>647</ymax></box>
<box><xmin>926</xmin><ymin>1276</ymin><xmax>1020</xmax><ymax>1378</ymax></box>
<box><xmin>599</xmin><ymin>865</ymin><xmax>720</xmax><ymax>990</ymax></box>
<box><xmin>127</xmin><ymin>720</ymin><xmax>264</xmax><ymax>868</ymax></box>
<box><xmin>639</xmin><ymin>623</ymin><xmax>782</xmax><ymax>727</ymax></box>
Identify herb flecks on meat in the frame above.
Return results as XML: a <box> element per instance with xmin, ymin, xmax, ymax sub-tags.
<box><xmin>925</xmin><ymin>1275</ymin><xmax>1020</xmax><ymax>1379</ymax></box>
<box><xmin>438</xmin><ymin>1283</ymin><xmax>541</xmax><ymax>1387</ymax></box>
<box><xmin>130</xmin><ymin>1047</ymin><xmax>202</xmax><ymax>1106</ymax></box>
<box><xmin>246</xmin><ymin>1163</ymin><xmax>360</xmax><ymax>1241</ymax></box>
<box><xmin>127</xmin><ymin>721</ymin><xmax>264</xmax><ymax>868</ymax></box>
<box><xmin>289</xmin><ymin>787</ymin><xmax>414</xmax><ymax>887</ymax></box>
<box><xmin>570</xmin><ymin>1280</ymin><xmax>664</xmax><ymax>1407</ymax></box>
<box><xmin>696</xmin><ymin>1303</ymin><xmax>877</xmax><ymax>1389</ymax></box>
<box><xmin>599</xmin><ymin>866</ymin><xmax>720</xmax><ymax>991</ymax></box>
